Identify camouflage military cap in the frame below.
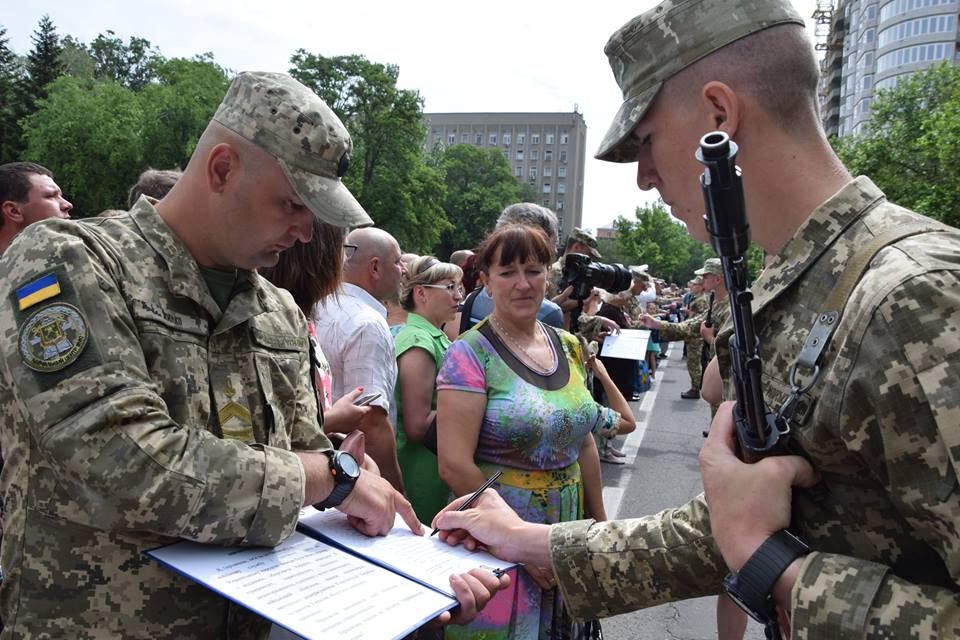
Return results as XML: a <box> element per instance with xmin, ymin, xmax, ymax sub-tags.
<box><xmin>213</xmin><ymin>71</ymin><xmax>373</xmax><ymax>227</ymax></box>
<box><xmin>567</xmin><ymin>227</ymin><xmax>601</xmax><ymax>258</ymax></box>
<box><xmin>595</xmin><ymin>0</ymin><xmax>805</xmax><ymax>163</ymax></box>
<box><xmin>695</xmin><ymin>257</ymin><xmax>723</xmax><ymax>276</ymax></box>
<box><xmin>629</xmin><ymin>265</ymin><xmax>650</xmax><ymax>281</ymax></box>
<box><xmin>690</xmin><ymin>275</ymin><xmax>703</xmax><ymax>284</ymax></box>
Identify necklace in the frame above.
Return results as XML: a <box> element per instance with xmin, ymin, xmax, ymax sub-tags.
<box><xmin>490</xmin><ymin>315</ymin><xmax>556</xmax><ymax>374</ymax></box>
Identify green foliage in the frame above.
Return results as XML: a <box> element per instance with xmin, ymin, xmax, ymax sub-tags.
<box><xmin>22</xmin><ymin>76</ymin><xmax>144</xmax><ymax>216</ymax></box>
<box><xmin>24</xmin><ymin>15</ymin><xmax>65</xmax><ymax>104</ymax></box>
<box><xmin>289</xmin><ymin>51</ymin><xmax>447</xmax><ymax>252</ymax></box>
<box><xmin>0</xmin><ymin>26</ymin><xmax>23</xmax><ymax>163</ymax></box>
<box><xmin>595</xmin><ymin>236</ymin><xmax>633</xmax><ymax>265</ymax></box>
<box><xmin>612</xmin><ymin>202</ymin><xmax>716</xmax><ymax>284</ymax></box>
<box><xmin>833</xmin><ymin>62</ymin><xmax>960</xmax><ymax>227</ymax></box>
<box><xmin>88</xmin><ymin>31</ymin><xmax>161</xmax><ymax>90</ymax></box>
<box><xmin>138</xmin><ymin>57</ymin><xmax>229</xmax><ymax>169</ymax></box>
<box><xmin>432</xmin><ymin>144</ymin><xmax>532</xmax><ymax>256</ymax></box>
<box><xmin>60</xmin><ymin>35</ymin><xmax>95</xmax><ymax>80</ymax></box>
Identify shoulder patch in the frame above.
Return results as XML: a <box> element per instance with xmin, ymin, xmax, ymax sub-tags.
<box><xmin>18</xmin><ymin>303</ymin><xmax>89</xmax><ymax>372</ymax></box>
<box><xmin>16</xmin><ymin>273</ymin><xmax>61</xmax><ymax>310</ymax></box>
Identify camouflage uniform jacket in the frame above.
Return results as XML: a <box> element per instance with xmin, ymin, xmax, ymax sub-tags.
<box><xmin>548</xmin><ymin>177</ymin><xmax>960</xmax><ymax>637</ymax></box>
<box><xmin>656</xmin><ymin>297</ymin><xmax>729</xmax><ymax>346</ymax></box>
<box><xmin>686</xmin><ymin>293</ymin><xmax>709</xmax><ymax>318</ymax></box>
<box><xmin>0</xmin><ymin>199</ymin><xmax>329</xmax><ymax>639</ymax></box>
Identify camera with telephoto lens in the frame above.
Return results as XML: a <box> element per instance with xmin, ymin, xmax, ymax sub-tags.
<box><xmin>558</xmin><ymin>253</ymin><xmax>633</xmax><ymax>301</ymax></box>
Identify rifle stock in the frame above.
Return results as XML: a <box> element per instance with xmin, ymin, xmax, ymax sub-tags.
<box><xmin>696</xmin><ymin>131</ymin><xmax>789</xmax><ymax>463</ymax></box>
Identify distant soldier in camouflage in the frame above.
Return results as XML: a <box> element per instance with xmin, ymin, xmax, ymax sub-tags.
<box><xmin>0</xmin><ymin>72</ymin><xmax>503</xmax><ymax>638</ymax></box>
<box><xmin>430</xmin><ymin>0</ymin><xmax>960</xmax><ymax>638</ymax></box>
<box><xmin>638</xmin><ymin>259</ymin><xmax>729</xmax><ymax>400</ymax></box>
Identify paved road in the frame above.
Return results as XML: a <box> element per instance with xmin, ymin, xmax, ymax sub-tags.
<box><xmin>599</xmin><ymin>343</ymin><xmax>766</xmax><ymax>640</ymax></box>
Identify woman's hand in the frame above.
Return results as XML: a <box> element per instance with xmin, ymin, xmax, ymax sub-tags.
<box><xmin>324</xmin><ymin>387</ymin><xmax>372</xmax><ymax>433</ymax></box>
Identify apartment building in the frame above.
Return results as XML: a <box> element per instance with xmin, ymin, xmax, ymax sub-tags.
<box><xmin>423</xmin><ymin>112</ymin><xmax>587</xmax><ymax>238</ymax></box>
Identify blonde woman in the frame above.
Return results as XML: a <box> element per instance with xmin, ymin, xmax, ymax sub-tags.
<box><xmin>394</xmin><ymin>256</ymin><xmax>464</xmax><ymax>523</ymax></box>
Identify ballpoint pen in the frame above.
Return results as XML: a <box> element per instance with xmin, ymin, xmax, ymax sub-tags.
<box><xmin>430</xmin><ymin>470</ymin><xmax>503</xmax><ymax>537</ymax></box>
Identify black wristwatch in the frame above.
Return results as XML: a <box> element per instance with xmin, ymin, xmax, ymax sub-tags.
<box><xmin>315</xmin><ymin>450</ymin><xmax>361</xmax><ymax>510</ymax></box>
<box><xmin>723</xmin><ymin>529</ymin><xmax>810</xmax><ymax>626</ymax></box>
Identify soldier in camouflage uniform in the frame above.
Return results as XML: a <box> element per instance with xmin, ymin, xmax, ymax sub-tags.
<box><xmin>548</xmin><ymin>228</ymin><xmax>620</xmax><ymax>340</ymax></box>
<box><xmin>432</xmin><ymin>0</ymin><xmax>960</xmax><ymax>637</ymax></box>
<box><xmin>638</xmin><ymin>259</ymin><xmax>729</xmax><ymax>400</ymax></box>
<box><xmin>0</xmin><ymin>72</ymin><xmax>502</xmax><ymax>639</ymax></box>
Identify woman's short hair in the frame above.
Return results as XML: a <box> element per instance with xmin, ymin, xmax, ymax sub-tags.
<box><xmin>259</xmin><ymin>218</ymin><xmax>345</xmax><ymax>317</ymax></box>
<box><xmin>476</xmin><ymin>224</ymin><xmax>553</xmax><ymax>274</ymax></box>
<box><xmin>399</xmin><ymin>255</ymin><xmax>463</xmax><ymax>311</ymax></box>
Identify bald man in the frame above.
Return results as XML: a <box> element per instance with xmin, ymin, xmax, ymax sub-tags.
<box><xmin>315</xmin><ymin>227</ymin><xmax>408</xmax><ymax>493</ymax></box>
<box><xmin>0</xmin><ymin>72</ymin><xmax>503</xmax><ymax>638</ymax></box>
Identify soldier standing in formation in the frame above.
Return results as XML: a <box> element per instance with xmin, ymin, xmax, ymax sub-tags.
<box><xmin>433</xmin><ymin>0</ymin><xmax>960</xmax><ymax>637</ymax></box>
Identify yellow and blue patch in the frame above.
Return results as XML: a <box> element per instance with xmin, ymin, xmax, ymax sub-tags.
<box><xmin>16</xmin><ymin>273</ymin><xmax>61</xmax><ymax>311</ymax></box>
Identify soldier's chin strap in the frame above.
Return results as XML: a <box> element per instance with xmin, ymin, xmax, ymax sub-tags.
<box><xmin>777</xmin><ymin>222</ymin><xmax>951</xmax><ymax>429</ymax></box>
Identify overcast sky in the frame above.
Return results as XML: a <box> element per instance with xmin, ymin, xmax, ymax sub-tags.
<box><xmin>10</xmin><ymin>0</ymin><xmax>819</xmax><ymax>231</ymax></box>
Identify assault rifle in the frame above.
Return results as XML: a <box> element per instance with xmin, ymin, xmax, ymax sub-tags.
<box><xmin>695</xmin><ymin>131</ymin><xmax>789</xmax><ymax>464</ymax></box>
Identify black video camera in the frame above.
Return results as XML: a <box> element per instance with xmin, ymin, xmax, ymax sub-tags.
<box><xmin>558</xmin><ymin>253</ymin><xmax>633</xmax><ymax>301</ymax></box>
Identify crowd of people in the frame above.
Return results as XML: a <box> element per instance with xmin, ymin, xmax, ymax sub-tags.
<box><xmin>1</xmin><ymin>0</ymin><xmax>958</xmax><ymax>638</ymax></box>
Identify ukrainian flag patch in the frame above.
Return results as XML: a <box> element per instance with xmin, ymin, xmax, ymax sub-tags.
<box><xmin>16</xmin><ymin>273</ymin><xmax>62</xmax><ymax>311</ymax></box>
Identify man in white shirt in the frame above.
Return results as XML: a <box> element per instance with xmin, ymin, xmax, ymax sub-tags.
<box><xmin>315</xmin><ymin>227</ymin><xmax>407</xmax><ymax>493</ymax></box>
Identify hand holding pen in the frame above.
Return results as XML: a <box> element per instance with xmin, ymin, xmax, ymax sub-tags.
<box><xmin>430</xmin><ymin>470</ymin><xmax>503</xmax><ymax>537</ymax></box>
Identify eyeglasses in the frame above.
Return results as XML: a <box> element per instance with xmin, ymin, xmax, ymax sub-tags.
<box><xmin>342</xmin><ymin>243</ymin><xmax>358</xmax><ymax>260</ymax></box>
<box><xmin>420</xmin><ymin>282</ymin><xmax>465</xmax><ymax>296</ymax></box>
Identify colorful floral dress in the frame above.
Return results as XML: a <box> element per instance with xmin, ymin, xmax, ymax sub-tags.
<box><xmin>438</xmin><ymin>319</ymin><xmax>620</xmax><ymax>640</ymax></box>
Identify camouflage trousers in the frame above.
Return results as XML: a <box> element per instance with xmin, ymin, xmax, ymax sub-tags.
<box><xmin>685</xmin><ymin>337</ymin><xmax>704</xmax><ymax>390</ymax></box>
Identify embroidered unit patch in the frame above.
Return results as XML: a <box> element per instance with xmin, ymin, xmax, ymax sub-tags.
<box><xmin>16</xmin><ymin>273</ymin><xmax>61</xmax><ymax>311</ymax></box>
<box><xmin>18</xmin><ymin>303</ymin><xmax>89</xmax><ymax>372</ymax></box>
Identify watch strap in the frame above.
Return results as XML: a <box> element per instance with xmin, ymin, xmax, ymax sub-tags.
<box><xmin>725</xmin><ymin>529</ymin><xmax>809</xmax><ymax>621</ymax></box>
<box><xmin>315</xmin><ymin>450</ymin><xmax>358</xmax><ymax>510</ymax></box>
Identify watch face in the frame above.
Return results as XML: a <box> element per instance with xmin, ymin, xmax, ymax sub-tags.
<box><xmin>337</xmin><ymin>451</ymin><xmax>361</xmax><ymax>478</ymax></box>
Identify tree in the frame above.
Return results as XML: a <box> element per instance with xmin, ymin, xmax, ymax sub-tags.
<box><xmin>833</xmin><ymin>62</ymin><xmax>960</xmax><ymax>227</ymax></box>
<box><xmin>23</xmin><ymin>76</ymin><xmax>144</xmax><ymax>217</ymax></box>
<box><xmin>432</xmin><ymin>144</ymin><xmax>533</xmax><ymax>256</ymax></box>
<box><xmin>289</xmin><ymin>52</ymin><xmax>448</xmax><ymax>252</ymax></box>
<box><xmin>89</xmin><ymin>30</ymin><xmax>160</xmax><ymax>90</ymax></box>
<box><xmin>138</xmin><ymin>56</ymin><xmax>229</xmax><ymax>170</ymax></box>
<box><xmin>23</xmin><ymin>15</ymin><xmax>65</xmax><ymax>104</ymax></box>
<box><xmin>0</xmin><ymin>25</ymin><xmax>24</xmax><ymax>163</ymax></box>
<box><xmin>612</xmin><ymin>202</ymin><xmax>716</xmax><ymax>284</ymax></box>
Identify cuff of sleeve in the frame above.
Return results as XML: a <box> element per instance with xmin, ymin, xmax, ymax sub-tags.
<box><xmin>550</xmin><ymin>519</ymin><xmax>605</xmax><ymax>621</ymax></box>
<box><xmin>791</xmin><ymin>551</ymin><xmax>889</xmax><ymax>637</ymax></box>
<box><xmin>240</xmin><ymin>446</ymin><xmax>305</xmax><ymax>547</ymax></box>
<box><xmin>593</xmin><ymin>407</ymin><xmax>621</xmax><ymax>439</ymax></box>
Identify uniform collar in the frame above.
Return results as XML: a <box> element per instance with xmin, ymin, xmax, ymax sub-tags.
<box><xmin>748</xmin><ymin>176</ymin><xmax>886</xmax><ymax>318</ymax></box>
<box><xmin>406</xmin><ymin>311</ymin><xmax>446</xmax><ymax>338</ymax></box>
<box><xmin>129</xmin><ymin>198</ymin><xmax>279</xmax><ymax>329</ymax></box>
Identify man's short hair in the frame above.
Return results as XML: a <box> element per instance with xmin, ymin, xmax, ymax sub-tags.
<box><xmin>128</xmin><ymin>168</ymin><xmax>182</xmax><ymax>208</ymax></box>
<box><xmin>0</xmin><ymin>162</ymin><xmax>55</xmax><ymax>230</ymax></box>
<box><xmin>496</xmin><ymin>202</ymin><xmax>559</xmax><ymax>243</ymax></box>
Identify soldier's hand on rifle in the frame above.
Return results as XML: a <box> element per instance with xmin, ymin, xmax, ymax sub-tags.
<box><xmin>638</xmin><ymin>314</ymin><xmax>661</xmax><ymax>330</ymax></box>
<box><xmin>699</xmin><ymin>321</ymin><xmax>716</xmax><ymax>343</ymax></box>
<box><xmin>698</xmin><ymin>402</ymin><xmax>818</xmax><ymax>573</ymax></box>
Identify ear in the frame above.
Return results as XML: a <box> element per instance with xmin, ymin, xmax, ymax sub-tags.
<box><xmin>701</xmin><ymin>81</ymin><xmax>742</xmax><ymax>138</ymax></box>
<box><xmin>478</xmin><ymin>270</ymin><xmax>489</xmax><ymax>291</ymax></box>
<box><xmin>206</xmin><ymin>142</ymin><xmax>238</xmax><ymax>195</ymax></box>
<box><xmin>368</xmin><ymin>256</ymin><xmax>381</xmax><ymax>281</ymax></box>
<box><xmin>1</xmin><ymin>200</ymin><xmax>23</xmax><ymax>224</ymax></box>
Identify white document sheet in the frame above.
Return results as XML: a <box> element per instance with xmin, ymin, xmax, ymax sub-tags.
<box><xmin>297</xmin><ymin>506</ymin><xmax>516</xmax><ymax>598</ymax></box>
<box><xmin>599</xmin><ymin>328</ymin><xmax>650</xmax><ymax>360</ymax></box>
<box><xmin>147</xmin><ymin>531</ymin><xmax>455</xmax><ymax>640</ymax></box>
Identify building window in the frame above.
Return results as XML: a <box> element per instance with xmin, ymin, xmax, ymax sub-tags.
<box><xmin>447</xmin><ymin>133</ymin><xmax>455</xmax><ymax>144</ymax></box>
<box><xmin>515</xmin><ymin>166</ymin><xmax>523</xmax><ymax>177</ymax></box>
<box><xmin>544</xmin><ymin>149</ymin><xmax>553</xmax><ymax>162</ymax></box>
<box><xmin>861</xmin><ymin>74</ymin><xmax>872</xmax><ymax>91</ymax></box>
<box><xmin>532</xmin><ymin>133</ymin><xmax>540</xmax><ymax>145</ymax></box>
<box><xmin>559</xmin><ymin>150</ymin><xmax>567</xmax><ymax>163</ymax></box>
<box><xmin>865</xmin><ymin>4</ymin><xmax>876</xmax><ymax>19</ymax></box>
<box><xmin>544</xmin><ymin>166</ymin><xmax>552</xmax><ymax>177</ymax></box>
<box><xmin>461</xmin><ymin>133</ymin><xmax>469</xmax><ymax>143</ymax></box>
<box><xmin>557</xmin><ymin>182</ymin><xmax>565</xmax><ymax>194</ymax></box>
<box><xmin>543</xmin><ymin>183</ymin><xmax>551</xmax><ymax>194</ymax></box>
<box><xmin>517</xmin><ymin>133</ymin><xmax>525</xmax><ymax>145</ymax></box>
<box><xmin>475</xmin><ymin>133</ymin><xmax>483</xmax><ymax>145</ymax></box>
<box><xmin>542</xmin><ymin>198</ymin><xmax>551</xmax><ymax>207</ymax></box>
<box><xmin>558</xmin><ymin>166</ymin><xmax>566</xmax><ymax>177</ymax></box>
<box><xmin>556</xmin><ymin>199</ymin><xmax>564</xmax><ymax>211</ymax></box>
<box><xmin>516</xmin><ymin>149</ymin><xmax>524</xmax><ymax>160</ymax></box>
<box><xmin>560</xmin><ymin>133</ymin><xmax>569</xmax><ymax>144</ymax></box>
<box><xmin>531</xmin><ymin>149</ymin><xmax>539</xmax><ymax>161</ymax></box>
<box><xmin>489</xmin><ymin>134</ymin><xmax>497</xmax><ymax>145</ymax></box>
<box><xmin>546</xmin><ymin>133</ymin><xmax>555</xmax><ymax>145</ymax></box>
<box><xmin>503</xmin><ymin>133</ymin><xmax>511</xmax><ymax>146</ymax></box>
<box><xmin>504</xmin><ymin>151</ymin><xmax>509</xmax><ymax>161</ymax></box>
<box><xmin>860</xmin><ymin>27</ymin><xmax>874</xmax><ymax>45</ymax></box>
<box><xmin>529</xmin><ymin>167</ymin><xmax>538</xmax><ymax>179</ymax></box>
